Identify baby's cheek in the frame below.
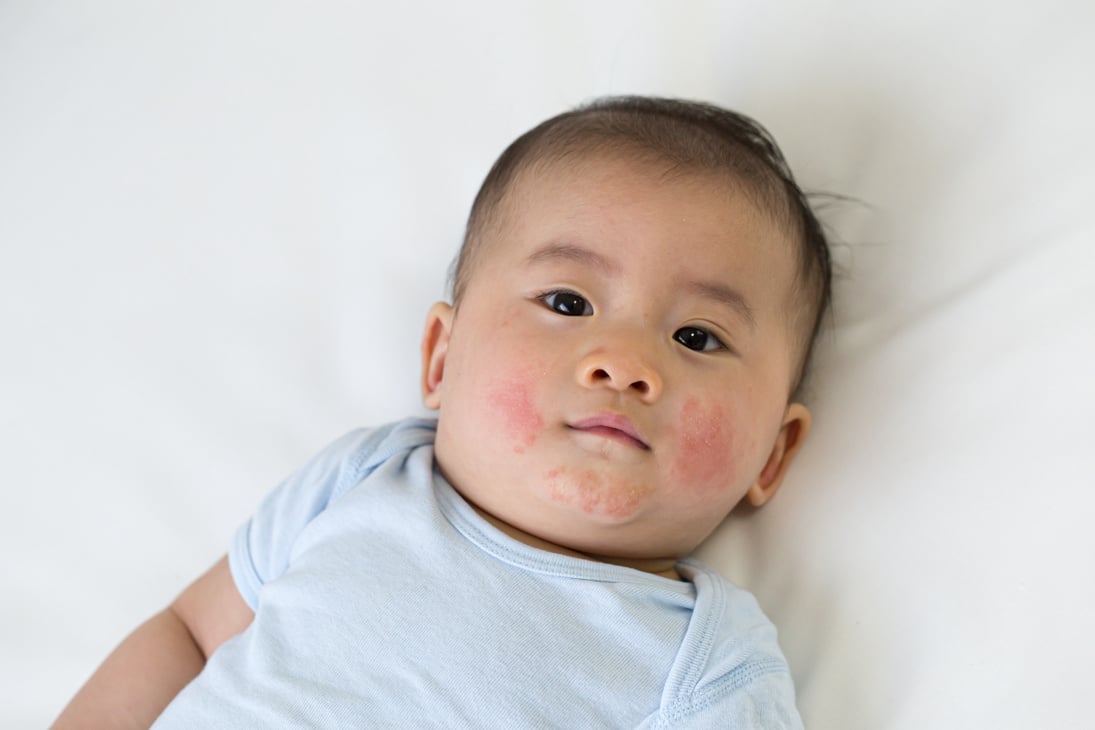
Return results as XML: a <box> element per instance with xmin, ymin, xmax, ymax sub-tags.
<box><xmin>671</xmin><ymin>397</ymin><xmax>738</xmax><ymax>492</ymax></box>
<box><xmin>487</xmin><ymin>375</ymin><xmax>542</xmax><ymax>453</ymax></box>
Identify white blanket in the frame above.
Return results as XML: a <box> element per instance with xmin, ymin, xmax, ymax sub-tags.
<box><xmin>3</xmin><ymin>1</ymin><xmax>1092</xmax><ymax>727</ymax></box>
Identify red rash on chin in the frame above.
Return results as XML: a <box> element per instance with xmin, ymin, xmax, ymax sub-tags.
<box><xmin>672</xmin><ymin>397</ymin><xmax>735</xmax><ymax>491</ymax></box>
<box><xmin>488</xmin><ymin>377</ymin><xmax>542</xmax><ymax>453</ymax></box>
<box><xmin>545</xmin><ymin>467</ymin><xmax>649</xmax><ymax>519</ymax></box>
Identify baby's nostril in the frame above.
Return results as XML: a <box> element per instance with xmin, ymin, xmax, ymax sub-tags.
<box><xmin>592</xmin><ymin>368</ymin><xmax>611</xmax><ymax>381</ymax></box>
<box><xmin>631</xmin><ymin>380</ymin><xmax>650</xmax><ymax>394</ymax></box>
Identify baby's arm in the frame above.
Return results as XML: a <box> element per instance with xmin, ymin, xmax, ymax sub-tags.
<box><xmin>51</xmin><ymin>555</ymin><xmax>253</xmax><ymax>729</ymax></box>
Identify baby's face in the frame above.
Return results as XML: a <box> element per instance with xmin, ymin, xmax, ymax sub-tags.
<box><xmin>422</xmin><ymin>152</ymin><xmax>808</xmax><ymax>563</ymax></box>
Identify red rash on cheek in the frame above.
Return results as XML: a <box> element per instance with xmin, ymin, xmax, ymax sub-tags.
<box><xmin>487</xmin><ymin>377</ymin><xmax>542</xmax><ymax>453</ymax></box>
<box><xmin>672</xmin><ymin>397</ymin><xmax>736</xmax><ymax>491</ymax></box>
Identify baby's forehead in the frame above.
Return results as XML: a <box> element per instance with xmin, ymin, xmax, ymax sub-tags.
<box><xmin>488</xmin><ymin>152</ymin><xmax>804</xmax><ymax>308</ymax></box>
<box><xmin>495</xmin><ymin>152</ymin><xmax>789</xmax><ymax>250</ymax></box>
<box><xmin>520</xmin><ymin>148</ymin><xmax>787</xmax><ymax>221</ymax></box>
<box><xmin>478</xmin><ymin>166</ymin><xmax>791</xmax><ymax>307</ymax></box>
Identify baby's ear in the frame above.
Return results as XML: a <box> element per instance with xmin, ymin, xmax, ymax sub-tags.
<box><xmin>420</xmin><ymin>301</ymin><xmax>454</xmax><ymax>410</ymax></box>
<box><xmin>745</xmin><ymin>403</ymin><xmax>811</xmax><ymax>508</ymax></box>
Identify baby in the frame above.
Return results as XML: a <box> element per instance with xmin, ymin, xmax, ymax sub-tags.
<box><xmin>55</xmin><ymin>96</ymin><xmax>831</xmax><ymax>728</ymax></box>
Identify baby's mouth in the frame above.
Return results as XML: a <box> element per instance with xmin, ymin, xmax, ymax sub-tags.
<box><xmin>568</xmin><ymin>414</ymin><xmax>650</xmax><ymax>451</ymax></box>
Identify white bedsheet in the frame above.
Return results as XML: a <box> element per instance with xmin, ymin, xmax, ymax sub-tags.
<box><xmin>3</xmin><ymin>2</ymin><xmax>1092</xmax><ymax>727</ymax></box>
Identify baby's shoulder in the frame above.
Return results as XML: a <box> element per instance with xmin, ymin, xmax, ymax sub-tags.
<box><xmin>306</xmin><ymin>416</ymin><xmax>439</xmax><ymax>493</ymax></box>
<box><xmin>658</xmin><ymin>561</ymin><xmax>799</xmax><ymax>727</ymax></box>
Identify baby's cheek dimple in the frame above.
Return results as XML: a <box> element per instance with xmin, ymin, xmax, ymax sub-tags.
<box><xmin>672</xmin><ymin>397</ymin><xmax>736</xmax><ymax>491</ymax></box>
<box><xmin>487</xmin><ymin>376</ymin><xmax>542</xmax><ymax>453</ymax></box>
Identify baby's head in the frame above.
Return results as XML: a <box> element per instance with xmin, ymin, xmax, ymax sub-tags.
<box><xmin>455</xmin><ymin>97</ymin><xmax>831</xmax><ymax>394</ymax></box>
<box><xmin>420</xmin><ymin>97</ymin><xmax>832</xmax><ymax>573</ymax></box>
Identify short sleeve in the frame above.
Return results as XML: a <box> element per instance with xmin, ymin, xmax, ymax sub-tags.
<box><xmin>228</xmin><ymin>422</ymin><xmax>408</xmax><ymax>610</ymax></box>
<box><xmin>643</xmin><ymin>561</ymin><xmax>804</xmax><ymax>729</ymax></box>
<box><xmin>649</xmin><ymin>669</ymin><xmax>803</xmax><ymax>729</ymax></box>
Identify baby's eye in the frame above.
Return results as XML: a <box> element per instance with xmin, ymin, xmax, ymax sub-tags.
<box><xmin>539</xmin><ymin>290</ymin><xmax>593</xmax><ymax>317</ymax></box>
<box><xmin>674</xmin><ymin>326</ymin><xmax>724</xmax><ymax>352</ymax></box>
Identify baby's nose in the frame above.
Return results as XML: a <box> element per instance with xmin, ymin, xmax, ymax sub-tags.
<box><xmin>575</xmin><ymin>343</ymin><xmax>663</xmax><ymax>401</ymax></box>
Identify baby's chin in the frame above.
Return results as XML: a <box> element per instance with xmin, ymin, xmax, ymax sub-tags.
<box><xmin>539</xmin><ymin>464</ymin><xmax>653</xmax><ymax>522</ymax></box>
<box><xmin>436</xmin><ymin>430</ymin><xmax>712</xmax><ymax>563</ymax></box>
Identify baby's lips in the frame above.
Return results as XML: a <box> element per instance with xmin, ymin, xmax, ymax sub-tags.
<box><xmin>569</xmin><ymin>413</ymin><xmax>650</xmax><ymax>450</ymax></box>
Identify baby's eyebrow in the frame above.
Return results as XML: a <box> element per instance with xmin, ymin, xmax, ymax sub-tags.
<box><xmin>525</xmin><ymin>242</ymin><xmax>620</xmax><ymax>274</ymax></box>
<box><xmin>685</xmin><ymin>280</ymin><xmax>756</xmax><ymax>331</ymax></box>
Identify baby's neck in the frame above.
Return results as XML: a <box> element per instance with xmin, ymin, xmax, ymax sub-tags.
<box><xmin>470</xmin><ymin>503</ymin><xmax>682</xmax><ymax>581</ymax></box>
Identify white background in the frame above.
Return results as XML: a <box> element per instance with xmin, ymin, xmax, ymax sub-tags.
<box><xmin>2</xmin><ymin>1</ymin><xmax>1093</xmax><ymax>727</ymax></box>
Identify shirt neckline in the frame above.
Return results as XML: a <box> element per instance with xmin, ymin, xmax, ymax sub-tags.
<box><xmin>431</xmin><ymin>465</ymin><xmax>697</xmax><ymax>596</ymax></box>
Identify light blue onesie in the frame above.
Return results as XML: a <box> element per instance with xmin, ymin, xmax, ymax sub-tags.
<box><xmin>153</xmin><ymin>418</ymin><xmax>802</xmax><ymax>728</ymax></box>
